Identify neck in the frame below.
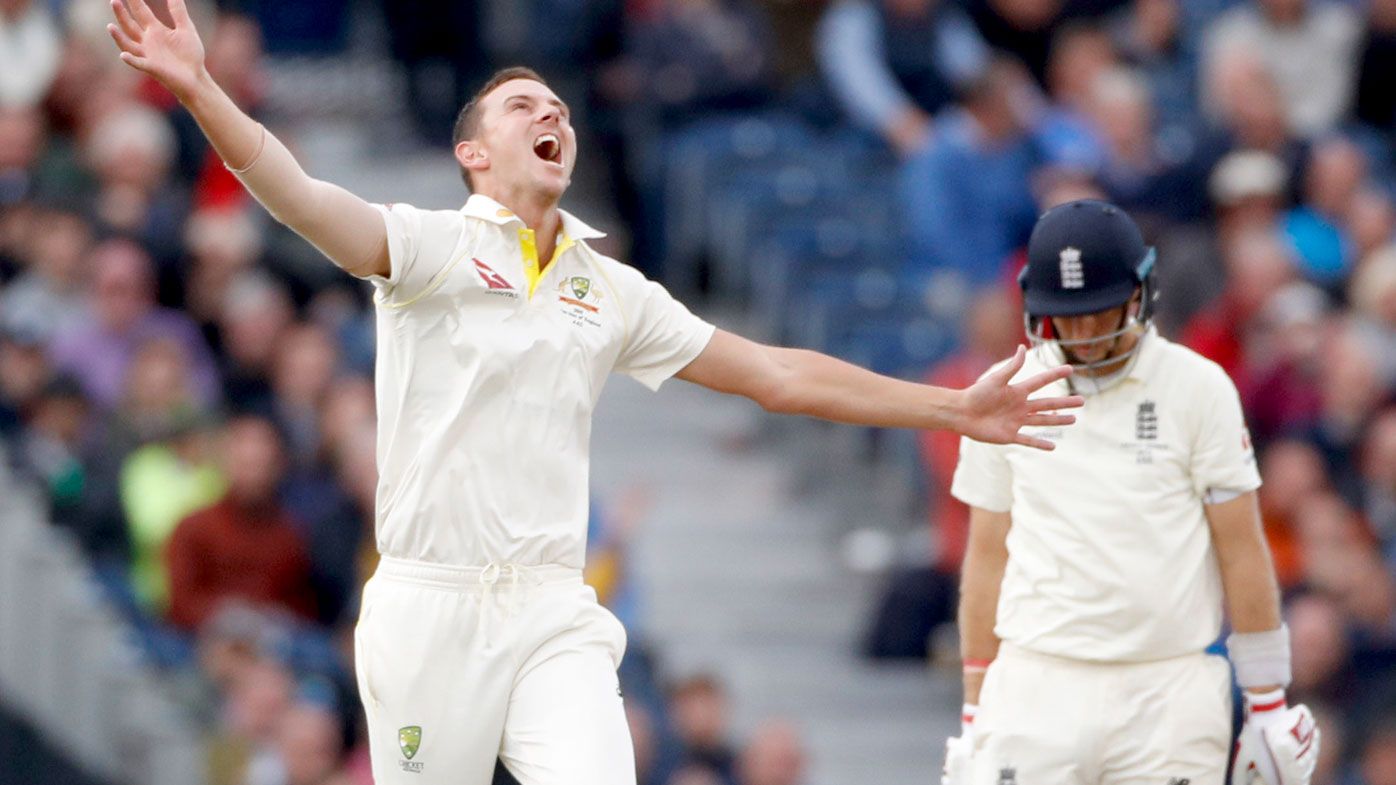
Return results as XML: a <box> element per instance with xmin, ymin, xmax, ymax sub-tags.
<box><xmin>1077</xmin><ymin>327</ymin><xmax>1143</xmax><ymax>378</ymax></box>
<box><xmin>479</xmin><ymin>186</ymin><xmax>564</xmax><ymax>263</ymax></box>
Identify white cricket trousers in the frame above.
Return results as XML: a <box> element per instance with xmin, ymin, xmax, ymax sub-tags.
<box><xmin>971</xmin><ymin>643</ymin><xmax>1233</xmax><ymax>785</ymax></box>
<box><xmin>354</xmin><ymin>556</ymin><xmax>635</xmax><ymax>785</ymax></box>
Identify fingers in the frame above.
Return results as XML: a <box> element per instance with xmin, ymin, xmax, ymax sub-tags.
<box><xmin>107</xmin><ymin>23</ymin><xmax>144</xmax><ymax>57</ymax></box>
<box><xmin>118</xmin><ymin>50</ymin><xmax>154</xmax><ymax>73</ymax></box>
<box><xmin>125</xmin><ymin>0</ymin><xmax>161</xmax><ymax>29</ymax></box>
<box><xmin>1022</xmin><ymin>413</ymin><xmax>1076</xmax><ymax>427</ymax></box>
<box><xmin>985</xmin><ymin>345</ymin><xmax>1026</xmax><ymax>384</ymax></box>
<box><xmin>167</xmin><ymin>0</ymin><xmax>193</xmax><ymax>27</ymax></box>
<box><xmin>1025</xmin><ymin>394</ymin><xmax>1084</xmax><ymax>413</ymax></box>
<box><xmin>1014</xmin><ymin>364</ymin><xmax>1072</xmax><ymax>394</ymax></box>
<box><xmin>111</xmin><ymin>0</ymin><xmax>143</xmax><ymax>40</ymax></box>
<box><xmin>1014</xmin><ymin>433</ymin><xmax>1057</xmax><ymax>451</ymax></box>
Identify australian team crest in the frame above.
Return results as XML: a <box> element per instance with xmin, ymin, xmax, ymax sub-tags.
<box><xmin>399</xmin><ymin>726</ymin><xmax>422</xmax><ymax>760</ymax></box>
<box><xmin>570</xmin><ymin>276</ymin><xmax>591</xmax><ymax>299</ymax></box>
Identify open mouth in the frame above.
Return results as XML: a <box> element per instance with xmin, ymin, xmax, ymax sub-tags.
<box><xmin>532</xmin><ymin>133</ymin><xmax>562</xmax><ymax>165</ymax></box>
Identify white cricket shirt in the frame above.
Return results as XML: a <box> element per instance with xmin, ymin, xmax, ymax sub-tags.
<box><xmin>951</xmin><ymin>330</ymin><xmax>1261</xmax><ymax>662</ymax></box>
<box><xmin>360</xmin><ymin>195</ymin><xmax>715</xmax><ymax>568</ymax></box>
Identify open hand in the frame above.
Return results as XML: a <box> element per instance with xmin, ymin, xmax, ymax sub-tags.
<box><xmin>958</xmin><ymin>346</ymin><xmax>1083</xmax><ymax>450</ymax></box>
<box><xmin>107</xmin><ymin>0</ymin><xmax>207</xmax><ymax>103</ymax></box>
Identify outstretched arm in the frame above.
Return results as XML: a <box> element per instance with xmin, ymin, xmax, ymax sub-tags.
<box><xmin>675</xmin><ymin>329</ymin><xmax>1082</xmax><ymax>449</ymax></box>
<box><xmin>107</xmin><ymin>0</ymin><xmax>388</xmax><ymax>278</ymax></box>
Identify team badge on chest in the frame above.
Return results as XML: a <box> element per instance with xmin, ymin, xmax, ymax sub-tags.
<box><xmin>556</xmin><ymin>275</ymin><xmax>604</xmax><ymax>327</ymax></box>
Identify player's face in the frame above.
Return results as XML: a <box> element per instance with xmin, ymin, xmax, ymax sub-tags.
<box><xmin>475</xmin><ymin>79</ymin><xmax>576</xmax><ymax>199</ymax></box>
<box><xmin>1051</xmin><ymin>303</ymin><xmax>1130</xmax><ymax>366</ymax></box>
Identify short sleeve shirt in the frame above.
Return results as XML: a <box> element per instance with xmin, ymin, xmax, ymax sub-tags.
<box><xmin>951</xmin><ymin>331</ymin><xmax>1260</xmax><ymax>661</ymax></box>
<box><xmin>360</xmin><ymin>195</ymin><xmax>715</xmax><ymax>568</ymax></box>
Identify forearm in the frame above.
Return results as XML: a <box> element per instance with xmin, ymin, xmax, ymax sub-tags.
<box><xmin>958</xmin><ymin>509</ymin><xmax>1009</xmax><ymax>704</ymax></box>
<box><xmin>1208</xmin><ymin>492</ymin><xmax>1285</xmax><ymax>692</ymax></box>
<box><xmin>180</xmin><ymin>72</ymin><xmax>386</xmax><ymax>275</ymax></box>
<box><xmin>764</xmin><ymin>347</ymin><xmax>965</xmax><ymax>430</ymax></box>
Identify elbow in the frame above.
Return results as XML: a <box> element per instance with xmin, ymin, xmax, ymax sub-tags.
<box><xmin>753</xmin><ymin>369</ymin><xmax>802</xmax><ymax>415</ymax></box>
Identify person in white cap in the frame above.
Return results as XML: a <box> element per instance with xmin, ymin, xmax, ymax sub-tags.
<box><xmin>105</xmin><ymin>2</ymin><xmax>1085</xmax><ymax>784</ymax></box>
<box><xmin>944</xmin><ymin>199</ymin><xmax>1319</xmax><ymax>785</ymax></box>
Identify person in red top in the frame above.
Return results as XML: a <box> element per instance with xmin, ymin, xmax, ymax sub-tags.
<box><xmin>166</xmin><ymin>413</ymin><xmax>316</xmax><ymax>631</ymax></box>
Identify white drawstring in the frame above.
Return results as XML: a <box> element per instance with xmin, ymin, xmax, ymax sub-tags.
<box><xmin>477</xmin><ymin>562</ymin><xmax>527</xmax><ymax>645</ymax></box>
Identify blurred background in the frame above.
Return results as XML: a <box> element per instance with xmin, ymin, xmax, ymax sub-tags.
<box><xmin>0</xmin><ymin>0</ymin><xmax>1394</xmax><ymax>783</ymax></box>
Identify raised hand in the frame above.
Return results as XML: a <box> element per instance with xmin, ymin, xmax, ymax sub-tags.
<box><xmin>107</xmin><ymin>0</ymin><xmax>207</xmax><ymax>103</ymax></box>
<box><xmin>958</xmin><ymin>346</ymin><xmax>1083</xmax><ymax>450</ymax></box>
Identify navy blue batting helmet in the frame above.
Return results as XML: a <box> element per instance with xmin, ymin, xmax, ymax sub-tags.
<box><xmin>1018</xmin><ymin>199</ymin><xmax>1156</xmax><ymax>318</ymax></box>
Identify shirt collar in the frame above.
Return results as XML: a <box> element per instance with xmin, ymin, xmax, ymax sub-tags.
<box><xmin>1122</xmin><ymin>326</ymin><xmax>1162</xmax><ymax>383</ymax></box>
<box><xmin>461</xmin><ymin>194</ymin><xmax>607</xmax><ymax>240</ymax></box>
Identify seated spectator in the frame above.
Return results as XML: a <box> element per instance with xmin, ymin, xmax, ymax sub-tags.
<box><xmin>275</xmin><ymin>699</ymin><xmax>354</xmax><ymax>785</ymax></box>
<box><xmin>1180</xmin><ymin>228</ymin><xmax>1297</xmax><ymax>380</ymax></box>
<box><xmin>49</xmin><ymin>238</ymin><xmax>220</xmax><ymax>411</ymax></box>
<box><xmin>1310</xmin><ymin>319</ymin><xmax>1389</xmax><ymax>485</ymax></box>
<box><xmin>1350</xmin><ymin>245</ymin><xmax>1396</xmax><ymax>387</ymax></box>
<box><xmin>1294</xmin><ymin>493</ymin><xmax>1394</xmax><ymax>638</ymax></box>
<box><xmin>0</xmin><ymin>323</ymin><xmax>51</xmax><ymax>437</ymax></box>
<box><xmin>618</xmin><ymin>0</ymin><xmax>776</xmax><ymax>131</ymax></box>
<box><xmin>1283</xmin><ymin>136</ymin><xmax>1369</xmax><ymax>288</ymax></box>
<box><xmin>1358</xmin><ymin>409</ymin><xmax>1396</xmax><ymax>563</ymax></box>
<box><xmin>215</xmin><ymin>270</ymin><xmax>294</xmax><ymax>416</ymax></box>
<box><xmin>1108</xmin><ymin>0</ymin><xmax>1200</xmax><ymax>126</ymax></box>
<box><xmin>898</xmin><ymin>56</ymin><xmax>1045</xmax><ymax>288</ymax></box>
<box><xmin>1287</xmin><ymin>592</ymin><xmax>1357</xmax><ymax>709</ymax></box>
<box><xmin>165</xmin><ymin>413</ymin><xmax>317</xmax><ymax>631</ymax></box>
<box><xmin>816</xmin><ymin>0</ymin><xmax>989</xmax><ymax>156</ymax></box>
<box><xmin>0</xmin><ymin>0</ymin><xmax>62</xmax><ymax>108</ymax></box>
<box><xmin>269</xmin><ymin>322</ymin><xmax>341</xmax><ymax>469</ymax></box>
<box><xmin>1257</xmin><ymin>439</ymin><xmax>1331</xmax><ymax>588</ymax></box>
<box><xmin>670</xmin><ymin>673</ymin><xmax>737</xmax><ymax>781</ymax></box>
<box><xmin>736</xmin><ymin>720</ymin><xmax>805</xmax><ymax>785</ymax></box>
<box><xmin>1237</xmin><ymin>282</ymin><xmax>1328</xmax><ymax>442</ymax></box>
<box><xmin>0</xmin><ymin>105</ymin><xmax>45</xmax><ymax>206</ymax></box>
<box><xmin>80</xmin><ymin>104</ymin><xmax>189</xmax><ymax>266</ymax></box>
<box><xmin>1202</xmin><ymin>0</ymin><xmax>1361</xmax><ymax>137</ymax></box>
<box><xmin>181</xmin><ymin>207</ymin><xmax>264</xmax><ymax>334</ymax></box>
<box><xmin>1201</xmin><ymin>48</ymin><xmax>1306</xmax><ymax>189</ymax></box>
<box><xmin>0</xmin><ymin>202</ymin><xmax>91</xmax><ymax>341</ymax></box>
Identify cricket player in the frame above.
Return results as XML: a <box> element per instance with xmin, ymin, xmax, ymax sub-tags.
<box><xmin>943</xmin><ymin>200</ymin><xmax>1320</xmax><ymax>785</ymax></box>
<box><xmin>107</xmin><ymin>2</ymin><xmax>1085</xmax><ymax>783</ymax></box>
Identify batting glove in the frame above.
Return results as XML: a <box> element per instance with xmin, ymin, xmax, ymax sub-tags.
<box><xmin>942</xmin><ymin>704</ymin><xmax>977</xmax><ymax>785</ymax></box>
<box><xmin>1231</xmin><ymin>690</ymin><xmax>1320</xmax><ymax>785</ymax></box>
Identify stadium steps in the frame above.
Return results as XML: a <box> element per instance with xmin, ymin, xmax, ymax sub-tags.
<box><xmin>593</xmin><ymin>375</ymin><xmax>958</xmax><ymax>785</ymax></box>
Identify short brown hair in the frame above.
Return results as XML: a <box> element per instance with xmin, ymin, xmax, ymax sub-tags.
<box><xmin>452</xmin><ymin>66</ymin><xmax>549</xmax><ymax>188</ymax></box>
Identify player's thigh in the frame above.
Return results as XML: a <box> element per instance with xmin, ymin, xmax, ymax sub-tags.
<box><xmin>355</xmin><ymin>578</ymin><xmax>512</xmax><ymax>785</ymax></box>
<box><xmin>971</xmin><ymin>653</ymin><xmax>1096</xmax><ymax>785</ymax></box>
<box><xmin>499</xmin><ymin>639</ymin><xmax>632</xmax><ymax>785</ymax></box>
<box><xmin>1101</xmin><ymin>656</ymin><xmax>1232</xmax><ymax>785</ymax></box>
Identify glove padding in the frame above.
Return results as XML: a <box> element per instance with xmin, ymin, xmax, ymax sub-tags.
<box><xmin>1231</xmin><ymin>703</ymin><xmax>1320</xmax><ymax>785</ymax></box>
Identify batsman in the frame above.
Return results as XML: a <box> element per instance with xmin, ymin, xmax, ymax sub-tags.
<box><xmin>946</xmin><ymin>200</ymin><xmax>1320</xmax><ymax>785</ymax></box>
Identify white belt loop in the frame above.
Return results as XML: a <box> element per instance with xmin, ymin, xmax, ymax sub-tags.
<box><xmin>478</xmin><ymin>561</ymin><xmax>500</xmax><ymax>643</ymax></box>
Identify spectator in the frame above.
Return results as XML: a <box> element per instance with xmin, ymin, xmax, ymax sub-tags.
<box><xmin>1202</xmin><ymin>48</ymin><xmax>1306</xmax><ymax>185</ymax></box>
<box><xmin>670</xmin><ymin>674</ymin><xmax>737</xmax><ymax>780</ymax></box>
<box><xmin>182</xmin><ymin>208</ymin><xmax>264</xmax><ymax>335</ymax></box>
<box><xmin>620</xmin><ymin>0</ymin><xmax>776</xmax><ymax>131</ymax></box>
<box><xmin>269</xmin><ymin>322</ymin><xmax>340</xmax><ymax>469</ymax></box>
<box><xmin>165</xmin><ymin>414</ymin><xmax>318</xmax><ymax>631</ymax></box>
<box><xmin>216</xmin><ymin>270</ymin><xmax>294</xmax><ymax>416</ymax></box>
<box><xmin>0</xmin><ymin>0</ymin><xmax>63</xmax><ymax>108</ymax></box>
<box><xmin>1257</xmin><ymin>439</ymin><xmax>1331</xmax><ymax>588</ymax></box>
<box><xmin>1310</xmin><ymin>319</ymin><xmax>1388</xmax><ymax>485</ymax></box>
<box><xmin>1202</xmin><ymin>0</ymin><xmax>1361</xmax><ymax>137</ymax></box>
<box><xmin>816</xmin><ymin>0</ymin><xmax>989</xmax><ymax>156</ymax></box>
<box><xmin>1109</xmin><ymin>0</ymin><xmax>1199</xmax><ymax>125</ymax></box>
<box><xmin>0</xmin><ymin>202</ymin><xmax>91</xmax><ymax>341</ymax></box>
<box><xmin>1350</xmin><ymin>245</ymin><xmax>1396</xmax><ymax>386</ymax></box>
<box><xmin>0</xmin><ymin>323</ymin><xmax>50</xmax><ymax>437</ymax></box>
<box><xmin>1349</xmin><ymin>188</ymin><xmax>1396</xmax><ymax>262</ymax></box>
<box><xmin>898</xmin><ymin>56</ymin><xmax>1044</xmax><ymax>288</ymax></box>
<box><xmin>1180</xmin><ymin>228</ymin><xmax>1297</xmax><ymax>380</ymax></box>
<box><xmin>0</xmin><ymin>104</ymin><xmax>46</xmax><ymax>206</ymax></box>
<box><xmin>736</xmin><ymin>721</ymin><xmax>805</xmax><ymax>785</ymax></box>
<box><xmin>1237</xmin><ymin>281</ymin><xmax>1328</xmax><ymax>443</ymax></box>
<box><xmin>1287</xmin><ymin>592</ymin><xmax>1357</xmax><ymax>709</ymax></box>
<box><xmin>1283</xmin><ymin>136</ymin><xmax>1368</xmax><ymax>287</ymax></box>
<box><xmin>49</xmin><ymin>238</ymin><xmax>220</xmax><ymax>411</ymax></box>
<box><xmin>80</xmin><ymin>104</ymin><xmax>188</xmax><ymax>265</ymax></box>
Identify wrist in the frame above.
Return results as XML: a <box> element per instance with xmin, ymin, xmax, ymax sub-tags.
<box><xmin>178</xmin><ymin>66</ymin><xmax>218</xmax><ymax>108</ymax></box>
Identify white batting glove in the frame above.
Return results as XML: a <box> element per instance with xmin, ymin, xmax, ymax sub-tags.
<box><xmin>1231</xmin><ymin>691</ymin><xmax>1320</xmax><ymax>785</ymax></box>
<box><xmin>942</xmin><ymin>704</ymin><xmax>977</xmax><ymax>785</ymax></box>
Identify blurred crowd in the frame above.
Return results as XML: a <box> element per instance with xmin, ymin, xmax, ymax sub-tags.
<box><xmin>1</xmin><ymin>0</ymin><xmax>1395</xmax><ymax>782</ymax></box>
